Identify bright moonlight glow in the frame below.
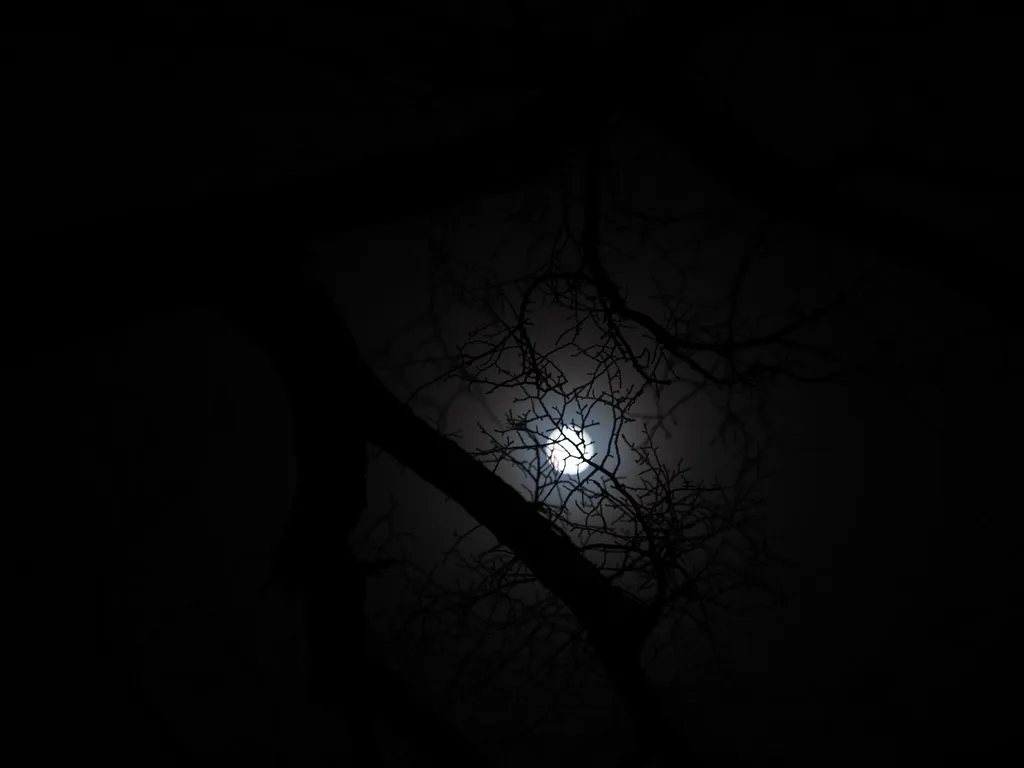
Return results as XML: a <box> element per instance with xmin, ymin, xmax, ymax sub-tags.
<box><xmin>545</xmin><ymin>425</ymin><xmax>595</xmax><ymax>475</ymax></box>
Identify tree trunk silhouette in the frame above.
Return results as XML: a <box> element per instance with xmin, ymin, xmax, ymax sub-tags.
<box><xmin>8</xmin><ymin>14</ymin><xmax>1013</xmax><ymax>762</ymax></box>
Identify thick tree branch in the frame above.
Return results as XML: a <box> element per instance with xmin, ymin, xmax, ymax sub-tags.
<box><xmin>230</xmin><ymin>265</ymin><xmax>674</xmax><ymax>759</ymax></box>
<box><xmin>349</xmin><ymin>310</ymin><xmax>656</xmax><ymax>643</ymax></box>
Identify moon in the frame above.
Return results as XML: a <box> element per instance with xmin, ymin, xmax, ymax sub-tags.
<box><xmin>545</xmin><ymin>425</ymin><xmax>595</xmax><ymax>475</ymax></box>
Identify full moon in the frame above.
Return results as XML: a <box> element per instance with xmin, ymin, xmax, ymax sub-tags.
<box><xmin>545</xmin><ymin>425</ymin><xmax>595</xmax><ymax>475</ymax></box>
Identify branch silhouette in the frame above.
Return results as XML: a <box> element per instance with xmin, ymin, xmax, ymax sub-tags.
<box><xmin>8</xmin><ymin>14</ymin><xmax>1004</xmax><ymax>764</ymax></box>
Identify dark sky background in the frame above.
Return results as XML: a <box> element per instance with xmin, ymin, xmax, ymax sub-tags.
<box><xmin>4</xmin><ymin>5</ymin><xmax>1021</xmax><ymax>766</ymax></box>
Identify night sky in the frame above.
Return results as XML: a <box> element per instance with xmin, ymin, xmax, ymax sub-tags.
<box><xmin>4</xmin><ymin>5</ymin><xmax>1021</xmax><ymax>767</ymax></box>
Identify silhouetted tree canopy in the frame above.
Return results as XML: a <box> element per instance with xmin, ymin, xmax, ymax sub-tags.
<box><xmin>4</xmin><ymin>5</ymin><xmax>1019</xmax><ymax>767</ymax></box>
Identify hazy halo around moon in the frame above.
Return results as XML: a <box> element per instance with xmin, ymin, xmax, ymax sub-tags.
<box><xmin>546</xmin><ymin>425</ymin><xmax>595</xmax><ymax>475</ymax></box>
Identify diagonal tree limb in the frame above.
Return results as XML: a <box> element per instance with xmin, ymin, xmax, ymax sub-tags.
<box><xmin>3</xmin><ymin>75</ymin><xmax>677</xmax><ymax>758</ymax></box>
<box><xmin>350</xmin><ymin>304</ymin><xmax>682</xmax><ymax>764</ymax></box>
<box><xmin>227</xmin><ymin>263</ymin><xmax>674</xmax><ymax>762</ymax></box>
